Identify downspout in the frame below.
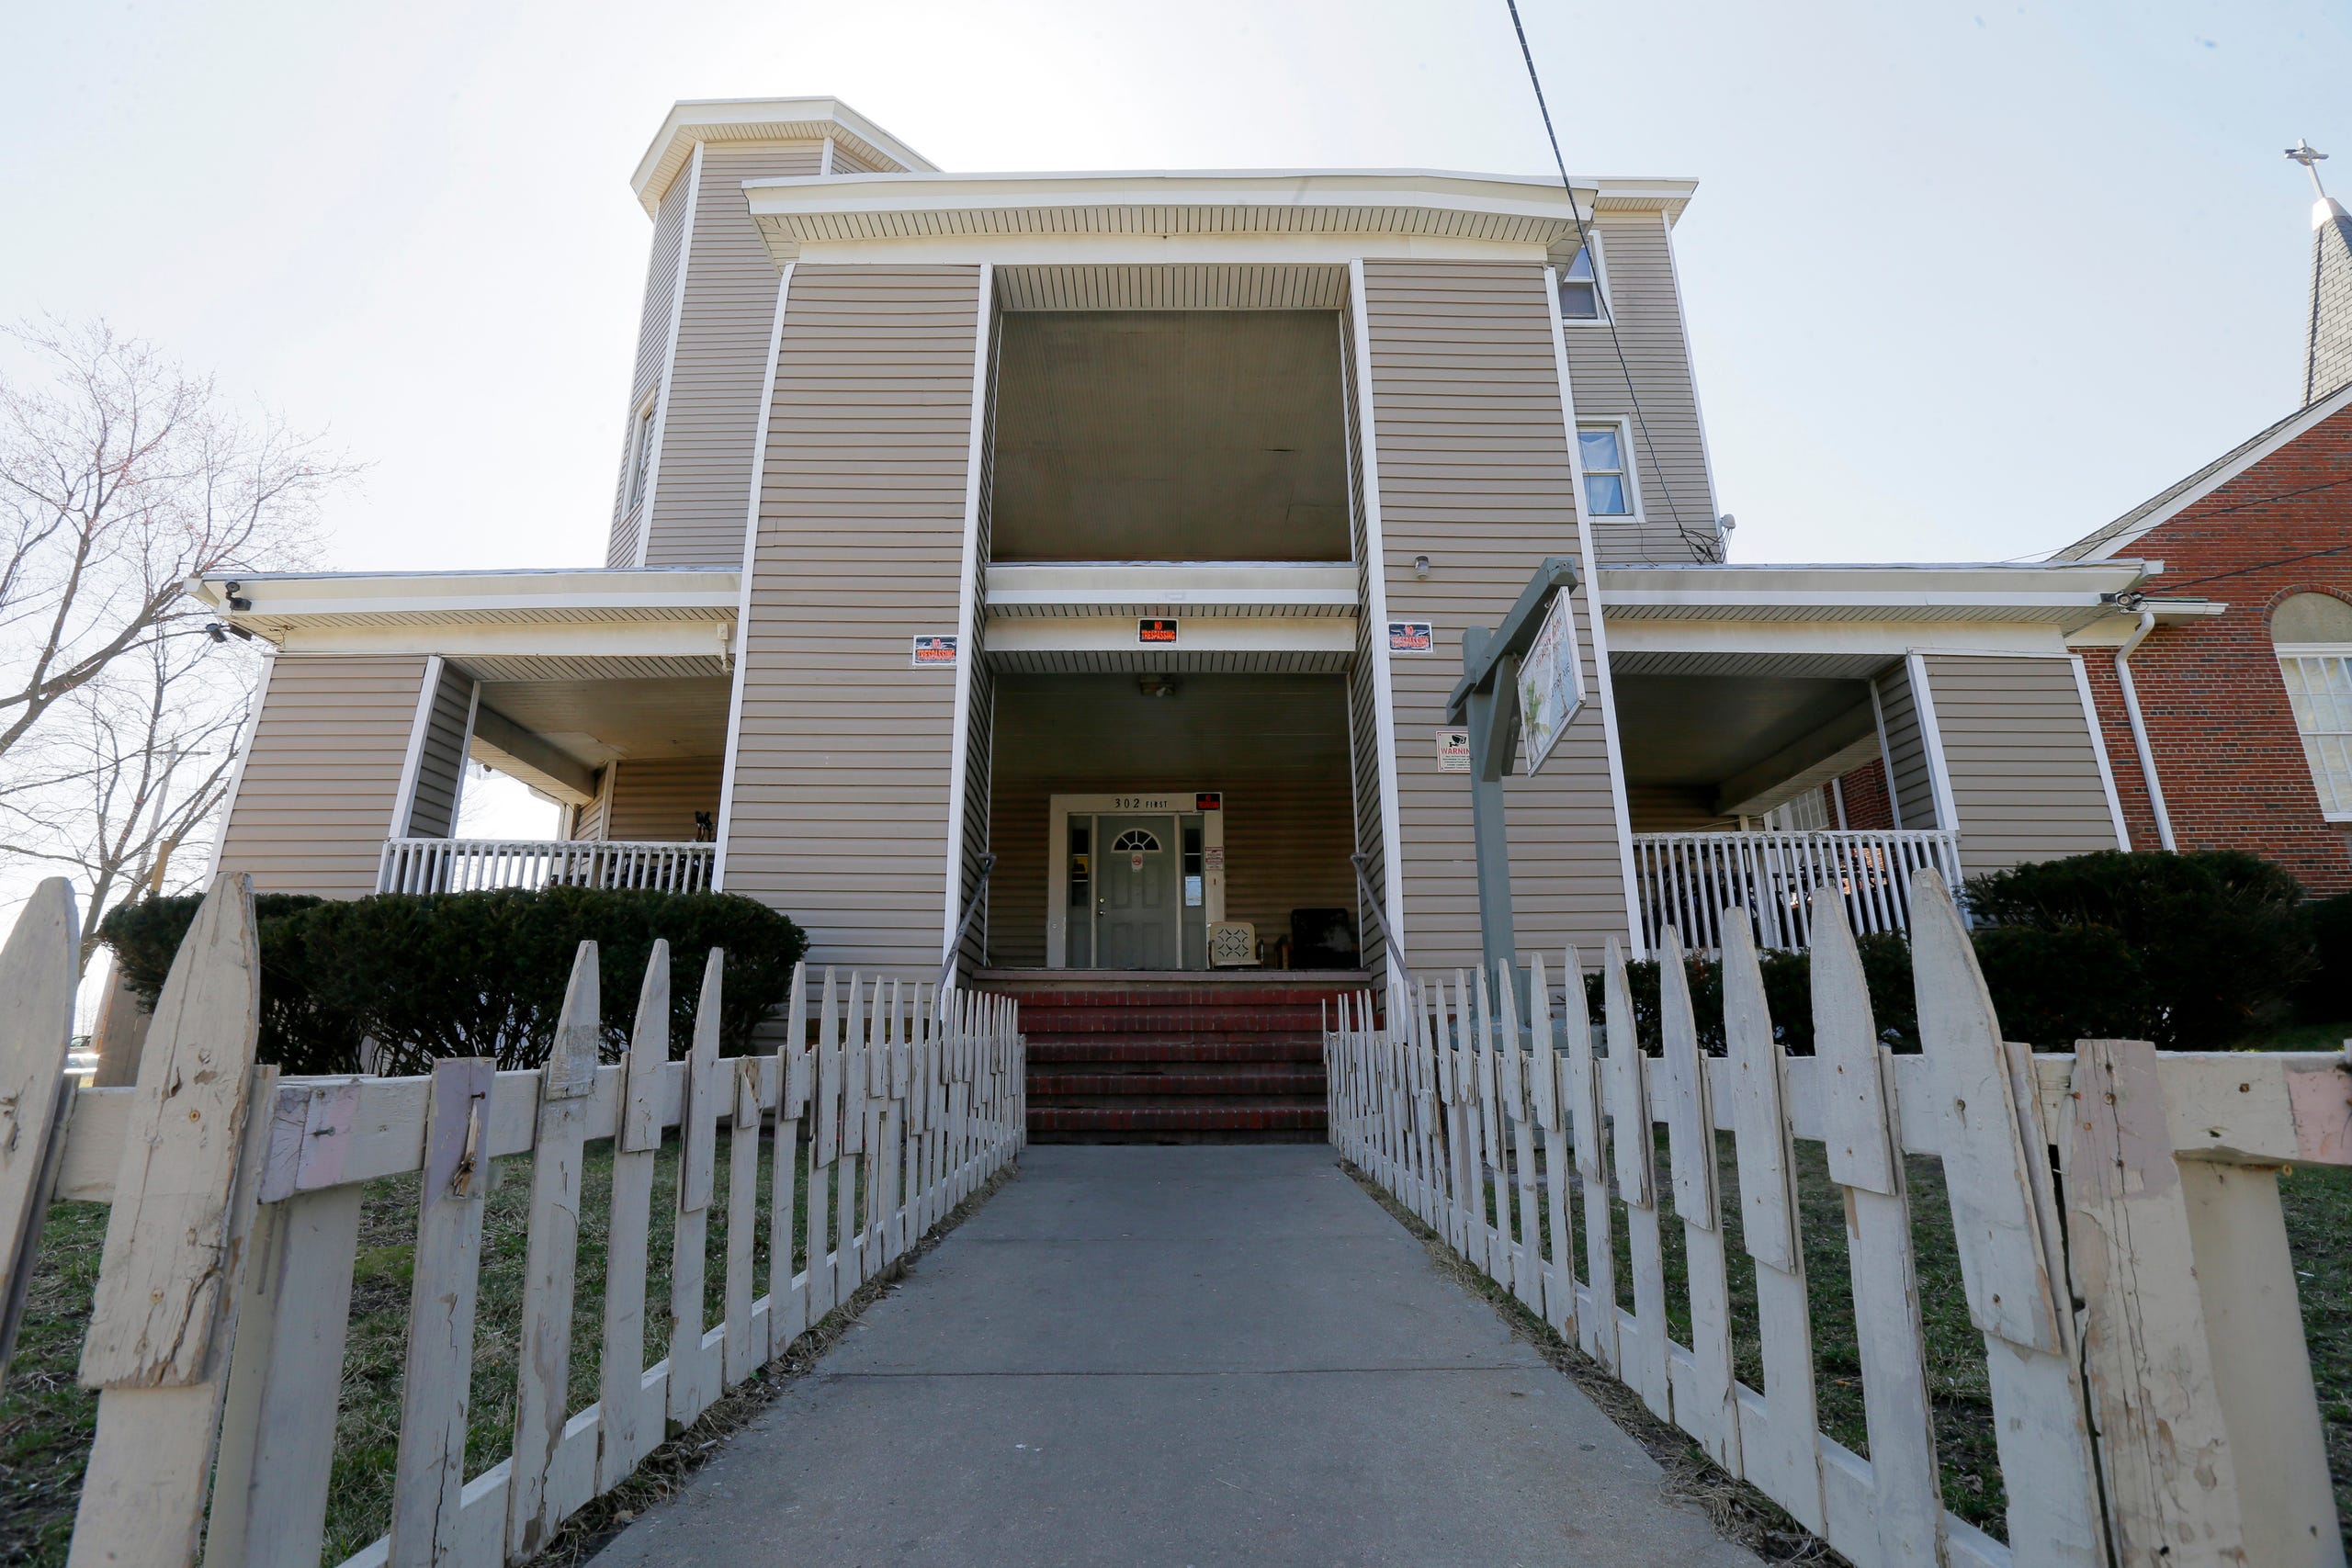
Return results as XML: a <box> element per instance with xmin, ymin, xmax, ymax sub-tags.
<box><xmin>2114</xmin><ymin>611</ymin><xmax>2177</xmax><ymax>852</ymax></box>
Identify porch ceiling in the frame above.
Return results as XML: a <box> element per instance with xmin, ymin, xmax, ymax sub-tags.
<box><xmin>989</xmin><ymin>310</ymin><xmax>1349</xmax><ymax>563</ymax></box>
<box><xmin>471</xmin><ymin>676</ymin><xmax>730</xmax><ymax>768</ymax></box>
<box><xmin>1611</xmin><ymin>674</ymin><xmax>1872</xmax><ymax>789</ymax></box>
<box><xmin>993</xmin><ymin>672</ymin><xmax>1349</xmax><ymax>781</ymax></box>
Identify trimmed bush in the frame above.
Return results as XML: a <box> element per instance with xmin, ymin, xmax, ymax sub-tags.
<box><xmin>97</xmin><ymin>893</ymin><xmax>363</xmax><ymax>1074</ymax></box>
<box><xmin>1962</xmin><ymin>850</ymin><xmax>2311</xmax><ymax>1049</ymax></box>
<box><xmin>97</xmin><ymin>886</ymin><xmax>808</xmax><ymax>1075</ymax></box>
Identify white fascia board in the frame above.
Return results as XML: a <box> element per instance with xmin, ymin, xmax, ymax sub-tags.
<box><xmin>2062</xmin><ymin>598</ymin><xmax>2233</xmax><ymax>647</ymax></box>
<box><xmin>1601</xmin><ymin>618</ymin><xmax>2070</xmax><ymax>658</ymax></box>
<box><xmin>985</xmin><ymin>562</ymin><xmax>1358</xmax><ymax>614</ymax></box>
<box><xmin>982</xmin><ymin>616</ymin><xmax>1356</xmax><ymax>655</ymax></box>
<box><xmin>632</xmin><ymin>96</ymin><xmax>937</xmax><ymax>209</ymax></box>
<box><xmin>193</xmin><ymin>568</ymin><xmax>741</xmax><ymax>620</ymax></box>
<box><xmin>741</xmin><ymin>169</ymin><xmax>1623</xmax><ymax>264</ymax></box>
<box><xmin>275</xmin><ymin>621</ymin><xmax>732</xmax><ymax>660</ymax></box>
<box><xmin>1598</xmin><ymin>560</ymin><xmax>2149</xmax><ymax>601</ymax></box>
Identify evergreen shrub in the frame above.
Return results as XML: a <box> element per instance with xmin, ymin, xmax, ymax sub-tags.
<box><xmin>97</xmin><ymin>886</ymin><xmax>807</xmax><ymax>1075</ymax></box>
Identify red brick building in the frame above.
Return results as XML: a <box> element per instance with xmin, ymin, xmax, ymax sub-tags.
<box><xmin>2047</xmin><ymin>175</ymin><xmax>2352</xmax><ymax>894</ymax></box>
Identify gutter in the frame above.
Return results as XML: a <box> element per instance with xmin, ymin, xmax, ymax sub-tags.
<box><xmin>2114</xmin><ymin>611</ymin><xmax>2177</xmax><ymax>852</ymax></box>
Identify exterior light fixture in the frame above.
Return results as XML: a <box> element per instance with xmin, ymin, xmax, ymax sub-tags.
<box><xmin>205</xmin><ymin>623</ymin><xmax>227</xmax><ymax>643</ymax></box>
<box><xmin>1413</xmin><ymin>555</ymin><xmax>1430</xmax><ymax>578</ymax></box>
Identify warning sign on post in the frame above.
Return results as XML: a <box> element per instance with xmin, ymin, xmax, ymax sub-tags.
<box><xmin>1435</xmin><ymin>729</ymin><xmax>1471</xmax><ymax>773</ymax></box>
<box><xmin>910</xmin><ymin>634</ymin><xmax>959</xmax><ymax>667</ymax></box>
<box><xmin>1138</xmin><ymin>618</ymin><xmax>1178</xmax><ymax>644</ymax></box>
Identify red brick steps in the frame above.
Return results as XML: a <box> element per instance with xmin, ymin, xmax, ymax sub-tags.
<box><xmin>980</xmin><ymin>971</ymin><xmax>1370</xmax><ymax>1145</ymax></box>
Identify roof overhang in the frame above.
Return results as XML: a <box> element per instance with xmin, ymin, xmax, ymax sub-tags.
<box><xmin>632</xmin><ymin>96</ymin><xmax>936</xmax><ymax>211</ymax></box>
<box><xmin>985</xmin><ymin>562</ymin><xmax>1356</xmax><ymax>618</ymax></box>
<box><xmin>189</xmin><ymin>567</ymin><xmax>739</xmax><ymax>666</ymax></box>
<box><xmin>742</xmin><ymin>170</ymin><xmax>1694</xmax><ymax>266</ymax></box>
<box><xmin>1597</xmin><ymin>560</ymin><xmax>2155</xmax><ymax>637</ymax></box>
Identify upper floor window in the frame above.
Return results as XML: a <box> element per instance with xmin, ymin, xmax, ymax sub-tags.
<box><xmin>1577</xmin><ymin>423</ymin><xmax>1634</xmax><ymax>516</ymax></box>
<box><xmin>2273</xmin><ymin>592</ymin><xmax>2352</xmax><ymax>818</ymax></box>
<box><xmin>625</xmin><ymin>398</ymin><xmax>657</xmax><ymax>512</ymax></box>
<box><xmin>1556</xmin><ymin>240</ymin><xmax>1607</xmax><ymax>321</ymax></box>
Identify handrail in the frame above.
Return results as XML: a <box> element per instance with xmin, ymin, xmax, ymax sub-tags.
<box><xmin>1351</xmin><ymin>851</ymin><xmax>1405</xmax><ymax>971</ymax></box>
<box><xmin>1628</xmin><ymin>827</ymin><xmax>1964</xmax><ymax>953</ymax></box>
<box><xmin>936</xmin><ymin>852</ymin><xmax>998</xmax><ymax>996</ymax></box>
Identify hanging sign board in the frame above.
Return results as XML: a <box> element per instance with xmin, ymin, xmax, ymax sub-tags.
<box><xmin>1386</xmin><ymin>621</ymin><xmax>1433</xmax><ymax>654</ymax></box>
<box><xmin>1138</xmin><ymin>618</ymin><xmax>1178</xmax><ymax>644</ymax></box>
<box><xmin>1435</xmin><ymin>729</ymin><xmax>1471</xmax><ymax>773</ymax></box>
<box><xmin>1515</xmin><ymin>591</ymin><xmax>1587</xmax><ymax>774</ymax></box>
<box><xmin>910</xmin><ymin>634</ymin><xmax>959</xmax><ymax>668</ymax></box>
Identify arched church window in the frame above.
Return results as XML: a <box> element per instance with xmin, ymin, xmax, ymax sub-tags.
<box><xmin>2272</xmin><ymin>592</ymin><xmax>2352</xmax><ymax>818</ymax></box>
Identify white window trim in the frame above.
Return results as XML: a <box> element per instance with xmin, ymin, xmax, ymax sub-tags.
<box><xmin>623</xmin><ymin>392</ymin><xmax>659</xmax><ymax>516</ymax></box>
<box><xmin>1576</xmin><ymin>416</ymin><xmax>1642</xmax><ymax>523</ymax></box>
<box><xmin>2275</xmin><ymin>641</ymin><xmax>2352</xmax><ymax>821</ymax></box>
<box><xmin>1555</xmin><ymin>229</ymin><xmax>1611</xmax><ymax>326</ymax></box>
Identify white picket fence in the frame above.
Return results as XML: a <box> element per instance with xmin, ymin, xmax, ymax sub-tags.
<box><xmin>1631</xmin><ymin>828</ymin><xmax>1965</xmax><ymax>953</ymax></box>
<box><xmin>377</xmin><ymin>838</ymin><xmax>717</xmax><ymax>895</ymax></box>
<box><xmin>1328</xmin><ymin>869</ymin><xmax>2352</xmax><ymax>1568</ymax></box>
<box><xmin>0</xmin><ymin>874</ymin><xmax>1023</xmax><ymax>1568</ymax></box>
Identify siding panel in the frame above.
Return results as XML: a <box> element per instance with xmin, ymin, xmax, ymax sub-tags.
<box><xmin>605</xmin><ymin>163</ymin><xmax>695</xmax><ymax>567</ymax></box>
<box><xmin>1565</xmin><ymin>213</ymin><xmax>1719</xmax><ymax>565</ymax></box>
<box><xmin>402</xmin><ymin>662</ymin><xmax>473</xmax><ymax>838</ymax></box>
<box><xmin>1363</xmin><ymin>260</ymin><xmax>1631</xmax><ymax>969</ymax></box>
<box><xmin>1873</xmin><ymin>664</ymin><xmax>1938</xmax><ymax>829</ymax></box>
<box><xmin>644</xmin><ymin>142</ymin><xmax>824</xmax><ymax>567</ymax></box>
<box><xmin>1927</xmin><ymin>655</ymin><xmax>2120</xmax><ymax>874</ymax></box>
<box><xmin>217</xmin><ymin>654</ymin><xmax>429</xmax><ymax>896</ymax></box>
<box><xmin>605</xmin><ymin>756</ymin><xmax>725</xmax><ymax>840</ymax></box>
<box><xmin>721</xmin><ymin>265</ymin><xmax>983</xmax><ymax>971</ymax></box>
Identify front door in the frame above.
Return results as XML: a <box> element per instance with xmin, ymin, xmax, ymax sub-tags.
<box><xmin>1094</xmin><ymin>814</ymin><xmax>1180</xmax><ymax>969</ymax></box>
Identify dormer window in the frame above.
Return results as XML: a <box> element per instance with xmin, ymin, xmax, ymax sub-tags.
<box><xmin>1557</xmin><ymin>240</ymin><xmax>1607</xmax><ymax>321</ymax></box>
<box><xmin>626</xmin><ymin>398</ymin><xmax>657</xmax><ymax>512</ymax></box>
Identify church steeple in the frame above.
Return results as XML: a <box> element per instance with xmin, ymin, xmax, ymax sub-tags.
<box><xmin>2290</xmin><ymin>139</ymin><xmax>2352</xmax><ymax>404</ymax></box>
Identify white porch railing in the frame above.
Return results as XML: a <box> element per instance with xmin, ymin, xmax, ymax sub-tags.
<box><xmin>378</xmin><ymin>837</ymin><xmax>717</xmax><ymax>895</ymax></box>
<box><xmin>1631</xmin><ymin>829</ymin><xmax>1963</xmax><ymax>953</ymax></box>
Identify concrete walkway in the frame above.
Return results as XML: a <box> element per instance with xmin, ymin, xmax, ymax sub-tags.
<box><xmin>592</xmin><ymin>1146</ymin><xmax>1758</xmax><ymax>1567</ymax></box>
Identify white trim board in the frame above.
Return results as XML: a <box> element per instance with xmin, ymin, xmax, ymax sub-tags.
<box><xmin>2069</xmin><ymin>654</ymin><xmax>2132</xmax><ymax>851</ymax></box>
<box><xmin>941</xmin><ymin>264</ymin><xmax>995</xmax><ymax>961</ymax></box>
<box><xmin>713</xmin><ymin>261</ymin><xmax>796</xmax><ymax>891</ymax></box>
<box><xmin>634</xmin><ymin>141</ymin><xmax>703</xmax><ymax>570</ymax></box>
<box><xmin>390</xmin><ymin>656</ymin><xmax>447</xmax><ymax>837</ymax></box>
<box><xmin>1905</xmin><ymin>652</ymin><xmax>1960</xmax><ymax>834</ymax></box>
<box><xmin>1546</xmin><ymin>273</ymin><xmax>1647</xmax><ymax>961</ymax></box>
<box><xmin>1347</xmin><ymin>260</ymin><xmax>1408</xmax><ymax>962</ymax></box>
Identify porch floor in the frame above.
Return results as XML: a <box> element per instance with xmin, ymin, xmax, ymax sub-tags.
<box><xmin>584</xmin><ymin>1147</ymin><xmax>1758</xmax><ymax>1567</ymax></box>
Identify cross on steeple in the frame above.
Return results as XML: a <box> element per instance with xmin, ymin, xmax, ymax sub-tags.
<box><xmin>2287</xmin><ymin>138</ymin><xmax>2331</xmax><ymax>200</ymax></box>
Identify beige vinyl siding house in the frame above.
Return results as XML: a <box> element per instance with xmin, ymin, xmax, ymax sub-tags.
<box><xmin>200</xmin><ymin>97</ymin><xmax>2164</xmax><ymax>986</ymax></box>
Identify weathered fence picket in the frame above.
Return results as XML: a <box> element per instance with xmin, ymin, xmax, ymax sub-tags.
<box><xmin>1328</xmin><ymin>867</ymin><xmax>2352</xmax><ymax>1568</ymax></box>
<box><xmin>1</xmin><ymin>874</ymin><xmax>1024</xmax><ymax>1568</ymax></box>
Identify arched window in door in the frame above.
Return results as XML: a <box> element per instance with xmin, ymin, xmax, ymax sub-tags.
<box><xmin>1110</xmin><ymin>829</ymin><xmax>1162</xmax><ymax>852</ymax></box>
<box><xmin>2272</xmin><ymin>592</ymin><xmax>2352</xmax><ymax>818</ymax></box>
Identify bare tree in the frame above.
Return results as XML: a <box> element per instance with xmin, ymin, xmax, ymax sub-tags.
<box><xmin>0</xmin><ymin>631</ymin><xmax>253</xmax><ymax>970</ymax></box>
<box><xmin>0</xmin><ymin>319</ymin><xmax>351</xmax><ymax>762</ymax></box>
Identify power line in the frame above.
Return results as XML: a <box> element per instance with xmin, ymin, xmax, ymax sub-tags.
<box><xmin>2145</xmin><ymin>539</ymin><xmax>2352</xmax><ymax>597</ymax></box>
<box><xmin>1503</xmin><ymin>0</ymin><xmax>1720</xmax><ymax>563</ymax></box>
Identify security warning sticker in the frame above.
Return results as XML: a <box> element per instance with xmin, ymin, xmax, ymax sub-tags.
<box><xmin>1436</xmin><ymin>728</ymin><xmax>1471</xmax><ymax>773</ymax></box>
<box><xmin>910</xmin><ymin>634</ymin><xmax>959</xmax><ymax>667</ymax></box>
<box><xmin>1387</xmin><ymin>621</ymin><xmax>1434</xmax><ymax>654</ymax></box>
<box><xmin>1195</xmin><ymin>792</ymin><xmax>1222</xmax><ymax>811</ymax></box>
<box><xmin>1138</xmin><ymin>618</ymin><xmax>1179</xmax><ymax>644</ymax></box>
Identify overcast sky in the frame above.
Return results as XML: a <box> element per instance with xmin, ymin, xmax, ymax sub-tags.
<box><xmin>6</xmin><ymin>0</ymin><xmax>2348</xmax><ymax>573</ymax></box>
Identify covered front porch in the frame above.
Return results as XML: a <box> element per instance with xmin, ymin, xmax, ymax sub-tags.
<box><xmin>1599</xmin><ymin>560</ymin><xmax>2147</xmax><ymax>953</ymax></box>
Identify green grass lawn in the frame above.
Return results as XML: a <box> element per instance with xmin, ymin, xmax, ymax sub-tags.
<box><xmin>0</xmin><ymin>1133</ymin><xmax>854</xmax><ymax>1565</ymax></box>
